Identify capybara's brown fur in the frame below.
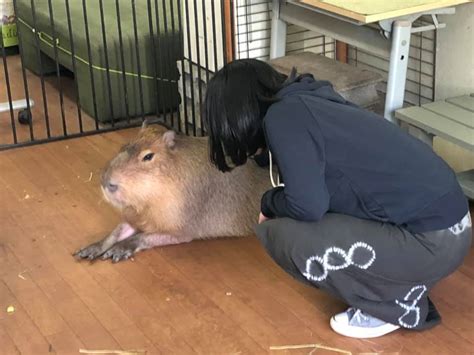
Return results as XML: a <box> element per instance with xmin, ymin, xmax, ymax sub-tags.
<box><xmin>74</xmin><ymin>124</ymin><xmax>272</xmax><ymax>262</ymax></box>
<box><xmin>101</xmin><ymin>124</ymin><xmax>270</xmax><ymax>241</ymax></box>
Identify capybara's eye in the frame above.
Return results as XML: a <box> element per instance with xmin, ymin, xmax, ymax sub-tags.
<box><xmin>142</xmin><ymin>153</ymin><xmax>155</xmax><ymax>162</ymax></box>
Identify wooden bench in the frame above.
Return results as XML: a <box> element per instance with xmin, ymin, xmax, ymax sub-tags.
<box><xmin>395</xmin><ymin>94</ymin><xmax>474</xmax><ymax>199</ymax></box>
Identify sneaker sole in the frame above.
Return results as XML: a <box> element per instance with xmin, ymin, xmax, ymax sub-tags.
<box><xmin>330</xmin><ymin>317</ymin><xmax>400</xmax><ymax>339</ymax></box>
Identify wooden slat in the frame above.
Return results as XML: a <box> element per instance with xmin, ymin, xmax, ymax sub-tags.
<box><xmin>46</xmin><ymin>330</ymin><xmax>85</xmax><ymax>354</ymax></box>
<box><xmin>423</xmin><ymin>101</ymin><xmax>474</xmax><ymax>128</ymax></box>
<box><xmin>395</xmin><ymin>106</ymin><xmax>474</xmax><ymax>151</ymax></box>
<box><xmin>336</xmin><ymin>40</ymin><xmax>348</xmax><ymax>63</ymax></box>
<box><xmin>446</xmin><ymin>94</ymin><xmax>474</xmax><ymax>113</ymax></box>
<box><xmin>0</xmin><ymin>282</ymin><xmax>51</xmax><ymax>354</ymax></box>
<box><xmin>457</xmin><ymin>169</ymin><xmax>474</xmax><ymax>199</ymax></box>
<box><xmin>224</xmin><ymin>0</ymin><xmax>234</xmax><ymax>63</ymax></box>
<box><xmin>0</xmin><ymin>325</ymin><xmax>20</xmax><ymax>354</ymax></box>
<box><xmin>296</xmin><ymin>0</ymin><xmax>470</xmax><ymax>23</ymax></box>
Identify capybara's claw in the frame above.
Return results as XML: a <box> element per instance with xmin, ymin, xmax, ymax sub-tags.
<box><xmin>73</xmin><ymin>242</ymin><xmax>106</xmax><ymax>261</ymax></box>
<box><xmin>102</xmin><ymin>238</ymin><xmax>139</xmax><ymax>263</ymax></box>
<box><xmin>112</xmin><ymin>251</ymin><xmax>133</xmax><ymax>263</ymax></box>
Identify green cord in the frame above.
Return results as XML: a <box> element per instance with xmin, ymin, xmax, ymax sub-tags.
<box><xmin>17</xmin><ymin>17</ymin><xmax>177</xmax><ymax>83</ymax></box>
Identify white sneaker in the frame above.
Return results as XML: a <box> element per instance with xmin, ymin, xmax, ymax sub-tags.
<box><xmin>330</xmin><ymin>308</ymin><xmax>400</xmax><ymax>338</ymax></box>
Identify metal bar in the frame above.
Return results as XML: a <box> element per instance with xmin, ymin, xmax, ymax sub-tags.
<box><xmin>238</xmin><ymin>18</ymin><xmax>271</xmax><ymax>30</ymax></box>
<box><xmin>0</xmin><ymin>40</ymin><xmax>18</xmax><ymax>144</ymax></box>
<box><xmin>230</xmin><ymin>0</ymin><xmax>236</xmax><ymax>59</ymax></box>
<box><xmin>242</xmin><ymin>17</ymin><xmax>272</xmax><ymax>26</ymax></box>
<box><xmin>177</xmin><ymin>0</ymin><xmax>188</xmax><ymax>134</ymax></box>
<box><xmin>202</xmin><ymin>0</ymin><xmax>210</xmax><ymax>84</ymax></box>
<box><xmin>418</xmin><ymin>31</ymin><xmax>423</xmax><ymax>106</ymax></box>
<box><xmin>193</xmin><ymin>0</ymin><xmax>204</xmax><ymax>135</ymax></box>
<box><xmin>384</xmin><ymin>20</ymin><xmax>413</xmax><ymax>123</ymax></box>
<box><xmin>221</xmin><ymin>0</ymin><xmax>228</xmax><ymax>64</ymax></box>
<box><xmin>211</xmin><ymin>0</ymin><xmax>219</xmax><ymax>72</ymax></box>
<box><xmin>30</xmin><ymin>0</ymin><xmax>51</xmax><ymax>138</ymax></box>
<box><xmin>161</xmin><ymin>0</ymin><xmax>174</xmax><ymax>127</ymax></box>
<box><xmin>235</xmin><ymin>0</ymin><xmax>241</xmax><ymax>59</ymax></box>
<box><xmin>154</xmin><ymin>0</ymin><xmax>168</xmax><ymax>123</ymax></box>
<box><xmin>0</xmin><ymin>99</ymin><xmax>36</xmax><ymax>112</ymax></box>
<box><xmin>270</xmin><ymin>0</ymin><xmax>287</xmax><ymax>58</ymax></box>
<box><xmin>353</xmin><ymin>47</ymin><xmax>436</xmax><ymax>72</ymax></box>
<box><xmin>237</xmin><ymin>24</ymin><xmax>272</xmax><ymax>36</ymax></box>
<box><xmin>82</xmin><ymin>0</ymin><xmax>99</xmax><ymax>130</ymax></box>
<box><xmin>185</xmin><ymin>0</ymin><xmax>197</xmax><ymax>135</ymax></box>
<box><xmin>65</xmin><ymin>0</ymin><xmax>83</xmax><ymax>133</ymax></box>
<box><xmin>147</xmin><ymin>0</ymin><xmax>160</xmax><ymax>122</ymax></box>
<box><xmin>286</xmin><ymin>35</ymin><xmax>325</xmax><ymax>45</ymax></box>
<box><xmin>47</xmin><ymin>0</ymin><xmax>67</xmax><ymax>136</ymax></box>
<box><xmin>431</xmin><ymin>29</ymin><xmax>437</xmax><ymax>101</ymax></box>
<box><xmin>287</xmin><ymin>48</ymin><xmax>335</xmax><ymax>55</ymax></box>
<box><xmin>349</xmin><ymin>59</ymin><xmax>435</xmax><ymax>91</ymax></box>
<box><xmin>99</xmin><ymin>0</ymin><xmax>116</xmax><ymax>126</ymax></box>
<box><xmin>131</xmin><ymin>0</ymin><xmax>146</xmax><ymax>120</ymax></box>
<box><xmin>237</xmin><ymin>0</ymin><xmax>268</xmax><ymax>8</ymax></box>
<box><xmin>12</xmin><ymin>0</ymin><xmax>35</xmax><ymax>140</ymax></box>
<box><xmin>169</xmin><ymin>0</ymin><xmax>181</xmax><ymax>131</ymax></box>
<box><xmin>245</xmin><ymin>0</ymin><xmax>250</xmax><ymax>59</ymax></box>
<box><xmin>115</xmin><ymin>0</ymin><xmax>131</xmax><ymax>124</ymax></box>
<box><xmin>236</xmin><ymin>9</ymin><xmax>269</xmax><ymax>17</ymax></box>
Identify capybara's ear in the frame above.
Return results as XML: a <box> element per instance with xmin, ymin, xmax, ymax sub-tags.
<box><xmin>162</xmin><ymin>130</ymin><xmax>176</xmax><ymax>148</ymax></box>
<box><xmin>141</xmin><ymin>118</ymin><xmax>150</xmax><ymax>131</ymax></box>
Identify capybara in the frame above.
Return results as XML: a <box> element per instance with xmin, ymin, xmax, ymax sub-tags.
<box><xmin>74</xmin><ymin>122</ymin><xmax>271</xmax><ymax>262</ymax></box>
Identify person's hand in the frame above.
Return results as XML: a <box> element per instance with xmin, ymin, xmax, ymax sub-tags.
<box><xmin>258</xmin><ymin>212</ymin><xmax>270</xmax><ymax>224</ymax></box>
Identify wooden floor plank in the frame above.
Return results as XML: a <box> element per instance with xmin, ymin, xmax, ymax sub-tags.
<box><xmin>158</xmin><ymin>243</ymin><xmax>296</xmax><ymax>349</ymax></box>
<box><xmin>0</xmin><ymin>281</ymin><xmax>52</xmax><ymax>354</ymax></box>
<box><xmin>46</xmin><ymin>329</ymin><xmax>85</xmax><ymax>354</ymax></box>
<box><xmin>111</xmin><ymin>259</ymin><xmax>201</xmax><ymax>353</ymax></box>
<box><xmin>197</xmin><ymin>240</ymin><xmax>383</xmax><ymax>354</ymax></box>
<box><xmin>129</xmin><ymin>254</ymin><xmax>264</xmax><ymax>354</ymax></box>
<box><xmin>0</xmin><ymin>324</ymin><xmax>21</xmax><ymax>355</ymax></box>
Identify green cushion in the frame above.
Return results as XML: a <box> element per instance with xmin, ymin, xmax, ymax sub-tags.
<box><xmin>15</xmin><ymin>0</ymin><xmax>183</xmax><ymax>122</ymax></box>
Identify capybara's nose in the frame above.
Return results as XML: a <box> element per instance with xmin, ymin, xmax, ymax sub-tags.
<box><xmin>106</xmin><ymin>182</ymin><xmax>118</xmax><ymax>193</ymax></box>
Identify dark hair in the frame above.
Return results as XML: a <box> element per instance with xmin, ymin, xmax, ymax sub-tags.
<box><xmin>203</xmin><ymin>59</ymin><xmax>287</xmax><ymax>172</ymax></box>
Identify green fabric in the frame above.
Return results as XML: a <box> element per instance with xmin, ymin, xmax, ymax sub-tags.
<box><xmin>15</xmin><ymin>0</ymin><xmax>183</xmax><ymax>122</ymax></box>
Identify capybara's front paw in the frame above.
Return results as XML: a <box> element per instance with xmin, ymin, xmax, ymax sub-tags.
<box><xmin>101</xmin><ymin>237</ymin><xmax>141</xmax><ymax>263</ymax></box>
<box><xmin>74</xmin><ymin>241</ymin><xmax>107</xmax><ymax>261</ymax></box>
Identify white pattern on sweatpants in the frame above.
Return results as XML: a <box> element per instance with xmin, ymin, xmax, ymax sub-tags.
<box><xmin>449</xmin><ymin>212</ymin><xmax>471</xmax><ymax>235</ymax></box>
<box><xmin>303</xmin><ymin>241</ymin><xmax>376</xmax><ymax>282</ymax></box>
<box><xmin>395</xmin><ymin>285</ymin><xmax>427</xmax><ymax>329</ymax></box>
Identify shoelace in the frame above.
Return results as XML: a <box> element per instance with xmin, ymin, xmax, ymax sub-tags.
<box><xmin>351</xmin><ymin>308</ymin><xmax>369</xmax><ymax>324</ymax></box>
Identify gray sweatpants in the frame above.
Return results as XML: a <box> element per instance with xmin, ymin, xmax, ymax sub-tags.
<box><xmin>255</xmin><ymin>212</ymin><xmax>472</xmax><ymax>330</ymax></box>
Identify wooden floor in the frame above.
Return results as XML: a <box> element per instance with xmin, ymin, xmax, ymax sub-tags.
<box><xmin>0</xmin><ymin>128</ymin><xmax>473</xmax><ymax>354</ymax></box>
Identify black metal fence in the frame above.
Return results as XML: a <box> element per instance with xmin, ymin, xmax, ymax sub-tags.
<box><xmin>0</xmin><ymin>0</ymin><xmax>234</xmax><ymax>150</ymax></box>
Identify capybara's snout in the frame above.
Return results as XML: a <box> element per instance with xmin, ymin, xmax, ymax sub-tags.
<box><xmin>100</xmin><ymin>163</ymin><xmax>118</xmax><ymax>194</ymax></box>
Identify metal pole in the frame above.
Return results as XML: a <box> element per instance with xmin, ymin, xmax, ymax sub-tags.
<box><xmin>384</xmin><ymin>20</ymin><xmax>412</xmax><ymax>123</ymax></box>
<box><xmin>269</xmin><ymin>0</ymin><xmax>286</xmax><ymax>59</ymax></box>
